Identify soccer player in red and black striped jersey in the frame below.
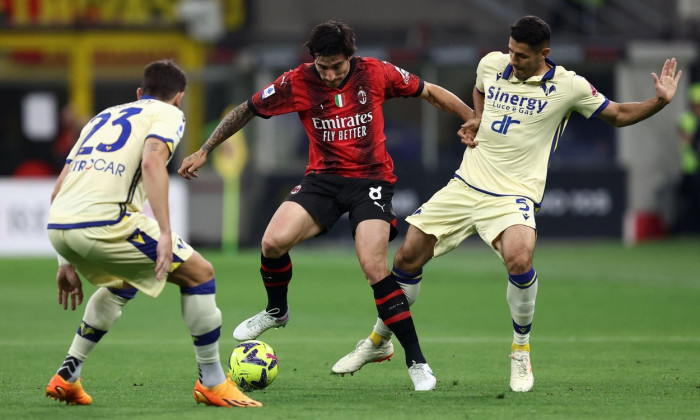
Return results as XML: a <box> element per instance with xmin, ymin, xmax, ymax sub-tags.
<box><xmin>179</xmin><ymin>20</ymin><xmax>474</xmax><ymax>391</ymax></box>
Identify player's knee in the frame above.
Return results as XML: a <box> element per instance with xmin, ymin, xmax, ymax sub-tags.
<box><xmin>361</xmin><ymin>262</ymin><xmax>389</xmax><ymax>284</ymax></box>
<box><xmin>395</xmin><ymin>234</ymin><xmax>434</xmax><ymax>272</ymax></box>
<box><xmin>505</xmin><ymin>255</ymin><xmax>532</xmax><ymax>274</ymax></box>
<box><xmin>189</xmin><ymin>254</ymin><xmax>215</xmax><ymax>281</ymax></box>
<box><xmin>176</xmin><ymin>253</ymin><xmax>215</xmax><ymax>286</ymax></box>
<box><xmin>199</xmin><ymin>258</ymin><xmax>214</xmax><ymax>280</ymax></box>
<box><xmin>261</xmin><ymin>234</ymin><xmax>288</xmax><ymax>258</ymax></box>
<box><xmin>394</xmin><ymin>248</ymin><xmax>426</xmax><ymax>273</ymax></box>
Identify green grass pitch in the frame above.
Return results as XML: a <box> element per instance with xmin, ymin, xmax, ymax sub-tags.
<box><xmin>1</xmin><ymin>238</ymin><xmax>699</xmax><ymax>419</ymax></box>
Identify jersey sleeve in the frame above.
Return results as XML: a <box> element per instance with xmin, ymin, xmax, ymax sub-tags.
<box><xmin>475</xmin><ymin>52</ymin><xmax>500</xmax><ymax>94</ymax></box>
<box><xmin>248</xmin><ymin>69</ymin><xmax>298</xmax><ymax>119</ymax></box>
<box><xmin>381</xmin><ymin>61</ymin><xmax>423</xmax><ymax>99</ymax></box>
<box><xmin>147</xmin><ymin>108</ymin><xmax>186</xmax><ymax>156</ymax></box>
<box><xmin>570</xmin><ymin>74</ymin><xmax>609</xmax><ymax>119</ymax></box>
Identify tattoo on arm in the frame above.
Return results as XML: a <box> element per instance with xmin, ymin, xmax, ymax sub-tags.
<box><xmin>202</xmin><ymin>102</ymin><xmax>254</xmax><ymax>152</ymax></box>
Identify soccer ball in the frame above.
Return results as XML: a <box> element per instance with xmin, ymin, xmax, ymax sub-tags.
<box><xmin>227</xmin><ymin>340</ymin><xmax>278</xmax><ymax>390</ymax></box>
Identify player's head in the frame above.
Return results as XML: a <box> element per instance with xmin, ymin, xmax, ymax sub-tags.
<box><xmin>305</xmin><ymin>20</ymin><xmax>356</xmax><ymax>88</ymax></box>
<box><xmin>508</xmin><ymin>16</ymin><xmax>551</xmax><ymax>81</ymax></box>
<box><xmin>138</xmin><ymin>59</ymin><xmax>187</xmax><ymax>107</ymax></box>
<box><xmin>511</xmin><ymin>16</ymin><xmax>550</xmax><ymax>51</ymax></box>
<box><xmin>305</xmin><ymin>20</ymin><xmax>356</xmax><ymax>59</ymax></box>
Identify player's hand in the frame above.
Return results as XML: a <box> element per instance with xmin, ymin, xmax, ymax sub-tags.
<box><xmin>56</xmin><ymin>264</ymin><xmax>83</xmax><ymax>311</ymax></box>
<box><xmin>652</xmin><ymin>57</ymin><xmax>682</xmax><ymax>105</ymax></box>
<box><xmin>458</xmin><ymin>117</ymin><xmax>481</xmax><ymax>148</ymax></box>
<box><xmin>178</xmin><ymin>149</ymin><xmax>208</xmax><ymax>180</ymax></box>
<box><xmin>155</xmin><ymin>232</ymin><xmax>173</xmax><ymax>281</ymax></box>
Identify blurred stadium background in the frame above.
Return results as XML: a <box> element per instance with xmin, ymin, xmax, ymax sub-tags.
<box><xmin>1</xmin><ymin>0</ymin><xmax>699</xmax><ymax>256</ymax></box>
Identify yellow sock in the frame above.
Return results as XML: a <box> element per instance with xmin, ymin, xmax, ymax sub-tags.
<box><xmin>369</xmin><ymin>331</ymin><xmax>387</xmax><ymax>346</ymax></box>
<box><xmin>512</xmin><ymin>342</ymin><xmax>530</xmax><ymax>352</ymax></box>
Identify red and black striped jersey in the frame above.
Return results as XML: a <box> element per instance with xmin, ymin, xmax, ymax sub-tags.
<box><xmin>248</xmin><ymin>56</ymin><xmax>424</xmax><ymax>184</ymax></box>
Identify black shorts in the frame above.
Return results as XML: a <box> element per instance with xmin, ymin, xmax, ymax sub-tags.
<box><xmin>285</xmin><ymin>173</ymin><xmax>398</xmax><ymax>241</ymax></box>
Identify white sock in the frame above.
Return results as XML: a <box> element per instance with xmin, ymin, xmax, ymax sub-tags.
<box><xmin>181</xmin><ymin>292</ymin><xmax>226</xmax><ymax>387</ymax></box>
<box><xmin>59</xmin><ymin>288</ymin><xmax>129</xmax><ymax>381</ymax></box>
<box><xmin>507</xmin><ymin>277</ymin><xmax>538</xmax><ymax>346</ymax></box>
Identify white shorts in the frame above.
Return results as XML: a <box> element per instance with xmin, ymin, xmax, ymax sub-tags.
<box><xmin>48</xmin><ymin>212</ymin><xmax>194</xmax><ymax>298</ymax></box>
<box><xmin>405</xmin><ymin>177</ymin><xmax>537</xmax><ymax>259</ymax></box>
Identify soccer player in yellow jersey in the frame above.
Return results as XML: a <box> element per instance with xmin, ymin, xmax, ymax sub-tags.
<box><xmin>334</xmin><ymin>16</ymin><xmax>682</xmax><ymax>392</ymax></box>
<box><xmin>45</xmin><ymin>60</ymin><xmax>261</xmax><ymax>407</ymax></box>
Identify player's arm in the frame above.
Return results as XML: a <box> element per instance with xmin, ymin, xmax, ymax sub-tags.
<box><xmin>472</xmin><ymin>85</ymin><xmax>485</xmax><ymax>118</ymax></box>
<box><xmin>49</xmin><ymin>162</ymin><xmax>85</xmax><ymax>310</ymax></box>
<box><xmin>178</xmin><ymin>101</ymin><xmax>255</xmax><ymax>179</ymax></box>
<box><xmin>142</xmin><ymin>137</ymin><xmax>173</xmax><ymax>281</ymax></box>
<box><xmin>598</xmin><ymin>58</ymin><xmax>682</xmax><ymax>127</ymax></box>
<box><xmin>419</xmin><ymin>82</ymin><xmax>474</xmax><ymax>122</ymax></box>
<box><xmin>51</xmin><ymin>163</ymin><xmax>70</xmax><ymax>204</ymax></box>
<box><xmin>458</xmin><ymin>86</ymin><xmax>485</xmax><ymax>147</ymax></box>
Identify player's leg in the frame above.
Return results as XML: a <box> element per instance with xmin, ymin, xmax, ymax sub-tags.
<box><xmin>494</xmin><ymin>224</ymin><xmax>537</xmax><ymax>392</ymax></box>
<box><xmin>331</xmin><ymin>225</ymin><xmax>430</xmax><ymax>377</ymax></box>
<box><xmin>233</xmin><ymin>200</ymin><xmax>324</xmax><ymax>341</ymax></box>
<box><xmin>105</xmin><ymin>214</ymin><xmax>260</xmax><ymax>406</ymax></box>
<box><xmin>168</xmin><ymin>252</ymin><xmax>261</xmax><ymax>407</ymax></box>
<box><xmin>391</xmin><ymin>225</ymin><xmax>439</xmax><ymax>390</ymax></box>
<box><xmin>390</xmin><ymin>179</ymin><xmax>478</xmax><ymax>390</ymax></box>
<box><xmin>261</xmin><ymin>201</ymin><xmax>323</xmax><ymax>313</ymax></box>
<box><xmin>333</xmin><ymin>219</ymin><xmax>395</xmax><ymax>375</ymax></box>
<box><xmin>46</xmin><ymin>285</ymin><xmax>136</xmax><ymax>405</ymax></box>
<box><xmin>348</xmin><ymin>177</ymin><xmax>433</xmax><ymax>391</ymax></box>
<box><xmin>333</xmin><ymin>178</ymin><xmax>472</xmax><ymax>388</ymax></box>
<box><xmin>363</xmin><ymin>222</ymin><xmax>431</xmax><ymax>367</ymax></box>
<box><xmin>58</xmin><ymin>286</ymin><xmax>136</xmax><ymax>381</ymax></box>
<box><xmin>330</xmin><ymin>181</ymin><xmax>397</xmax><ymax>377</ymax></box>
<box><xmin>46</xmin><ymin>228</ymin><xmax>137</xmax><ymax>405</ymax></box>
<box><xmin>333</xmin><ymin>224</ymin><xmax>431</xmax><ymax>374</ymax></box>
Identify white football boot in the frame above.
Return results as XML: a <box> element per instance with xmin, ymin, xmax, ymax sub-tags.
<box><xmin>332</xmin><ymin>338</ymin><xmax>394</xmax><ymax>376</ymax></box>
<box><xmin>408</xmin><ymin>362</ymin><xmax>436</xmax><ymax>391</ymax></box>
<box><xmin>509</xmin><ymin>349</ymin><xmax>534</xmax><ymax>392</ymax></box>
<box><xmin>233</xmin><ymin>307</ymin><xmax>289</xmax><ymax>341</ymax></box>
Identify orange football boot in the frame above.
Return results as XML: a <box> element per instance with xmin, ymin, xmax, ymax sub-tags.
<box><xmin>46</xmin><ymin>374</ymin><xmax>93</xmax><ymax>405</ymax></box>
<box><xmin>193</xmin><ymin>379</ymin><xmax>262</xmax><ymax>407</ymax></box>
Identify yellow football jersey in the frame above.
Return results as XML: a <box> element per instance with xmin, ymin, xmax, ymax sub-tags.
<box><xmin>457</xmin><ymin>51</ymin><xmax>609</xmax><ymax>205</ymax></box>
<box><xmin>48</xmin><ymin>96</ymin><xmax>185</xmax><ymax>228</ymax></box>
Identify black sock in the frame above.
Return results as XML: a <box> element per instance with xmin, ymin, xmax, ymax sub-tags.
<box><xmin>372</xmin><ymin>275</ymin><xmax>426</xmax><ymax>367</ymax></box>
<box><xmin>261</xmin><ymin>253</ymin><xmax>292</xmax><ymax>315</ymax></box>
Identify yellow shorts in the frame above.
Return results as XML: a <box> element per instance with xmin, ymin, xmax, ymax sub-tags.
<box><xmin>48</xmin><ymin>213</ymin><xmax>194</xmax><ymax>298</ymax></box>
<box><xmin>405</xmin><ymin>177</ymin><xmax>537</xmax><ymax>259</ymax></box>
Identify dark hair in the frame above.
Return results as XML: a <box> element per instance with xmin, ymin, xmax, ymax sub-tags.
<box><xmin>140</xmin><ymin>59</ymin><xmax>187</xmax><ymax>100</ymax></box>
<box><xmin>304</xmin><ymin>20</ymin><xmax>356</xmax><ymax>58</ymax></box>
<box><xmin>510</xmin><ymin>16</ymin><xmax>550</xmax><ymax>51</ymax></box>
